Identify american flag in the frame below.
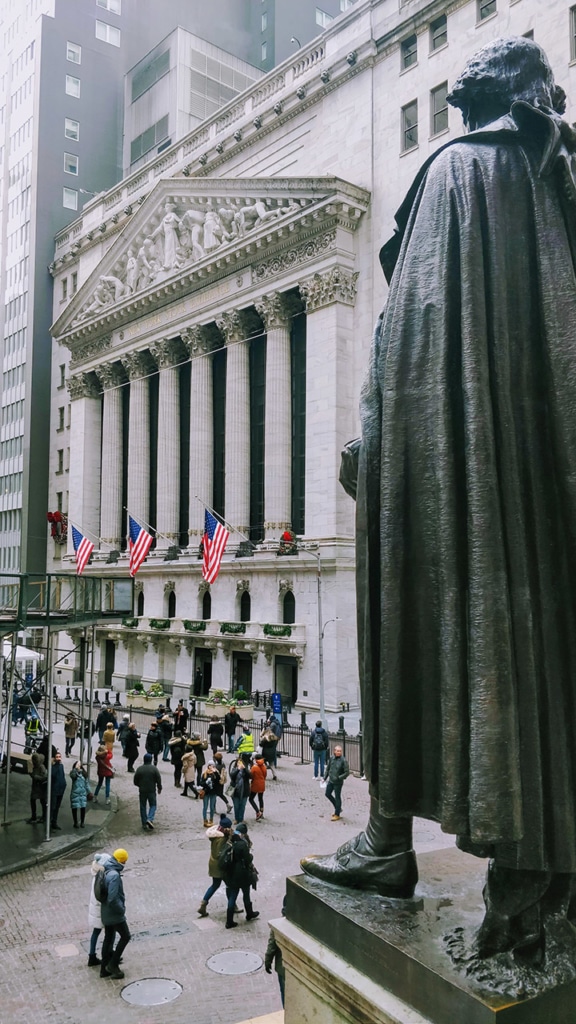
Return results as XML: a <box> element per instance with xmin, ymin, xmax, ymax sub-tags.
<box><xmin>202</xmin><ymin>509</ymin><xmax>230</xmax><ymax>584</ymax></box>
<box><xmin>129</xmin><ymin>515</ymin><xmax>153</xmax><ymax>577</ymax></box>
<box><xmin>72</xmin><ymin>525</ymin><xmax>94</xmax><ymax>576</ymax></box>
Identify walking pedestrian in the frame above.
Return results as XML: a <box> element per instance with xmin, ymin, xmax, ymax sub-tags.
<box><xmin>95</xmin><ymin>706</ymin><xmax>111</xmax><ymax>743</ymax></box>
<box><xmin>64</xmin><ymin>712</ymin><xmax>78</xmax><ymax>757</ymax></box>
<box><xmin>323</xmin><ymin>745</ymin><xmax>350</xmax><ymax>821</ymax></box>
<box><xmin>180</xmin><ymin>739</ymin><xmax>198</xmax><ymax>797</ymax></box>
<box><xmin>102</xmin><ymin>721</ymin><xmax>116</xmax><ymax>753</ymax></box>
<box><xmin>26</xmin><ymin>751</ymin><xmax>47</xmax><ymax>824</ymax></box>
<box><xmin>207</xmin><ymin>715</ymin><xmax>224</xmax><ymax>756</ymax></box>
<box><xmin>200</xmin><ymin>759</ymin><xmax>221</xmax><ymax>826</ymax></box>
<box><xmin>144</xmin><ymin>720</ymin><xmax>163</xmax><ymax>766</ymax></box>
<box><xmin>190</xmin><ymin>732</ymin><xmax>208</xmax><ymax>786</ymax></box>
<box><xmin>213</xmin><ymin>751</ymin><xmax>232</xmax><ymax>813</ymax></box>
<box><xmin>124</xmin><ymin>722</ymin><xmax>140</xmax><ymax>772</ymax></box>
<box><xmin>117</xmin><ymin>714</ymin><xmax>130</xmax><ymax>757</ymax></box>
<box><xmin>224</xmin><ymin>705</ymin><xmax>241</xmax><ymax>753</ymax></box>
<box><xmin>159</xmin><ymin>714</ymin><xmax>173</xmax><ymax>761</ymax></box>
<box><xmin>168</xmin><ymin>730</ymin><xmax>186</xmax><ymax>787</ymax></box>
<box><xmin>268</xmin><ymin>715</ymin><xmax>282</xmax><ymax>764</ymax></box>
<box><xmin>249</xmin><ymin>754</ymin><xmax>267</xmax><ymax>820</ymax></box>
<box><xmin>229</xmin><ymin>753</ymin><xmax>251</xmax><ymax>824</ymax></box>
<box><xmin>235</xmin><ymin>725</ymin><xmax>255</xmax><ymax>757</ymax></box>
<box><xmin>100</xmin><ymin>848</ymin><xmax>131</xmax><ymax>979</ymax></box>
<box><xmin>309</xmin><ymin>720</ymin><xmax>330</xmax><ymax>780</ymax></box>
<box><xmin>87</xmin><ymin>852</ymin><xmax>113</xmax><ymax>967</ymax></box>
<box><xmin>197</xmin><ymin>813</ymin><xmax>233</xmax><ymax>917</ymax></box>
<box><xmin>221</xmin><ymin>822</ymin><xmax>260</xmax><ymax>929</ymax></box>
<box><xmin>133</xmin><ymin>752</ymin><xmax>162</xmax><ymax>830</ymax></box>
<box><xmin>173</xmin><ymin>699</ymin><xmax>189</xmax><ymax>735</ymax></box>
<box><xmin>70</xmin><ymin>760</ymin><xmax>91</xmax><ymax>828</ymax></box>
<box><xmin>93</xmin><ymin>744</ymin><xmax>114</xmax><ymax>805</ymax></box>
<box><xmin>264</xmin><ymin>897</ymin><xmax>286</xmax><ymax>1007</ymax></box>
<box><xmin>50</xmin><ymin>751</ymin><xmax>67</xmax><ymax>830</ymax></box>
<box><xmin>259</xmin><ymin>726</ymin><xmax>278</xmax><ymax>780</ymax></box>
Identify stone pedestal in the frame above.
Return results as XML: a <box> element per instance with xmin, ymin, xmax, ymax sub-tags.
<box><xmin>276</xmin><ymin>849</ymin><xmax>576</xmax><ymax>1024</ymax></box>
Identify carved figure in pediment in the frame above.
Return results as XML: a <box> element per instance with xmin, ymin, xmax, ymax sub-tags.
<box><xmin>74</xmin><ymin>277</ymin><xmax>115</xmax><ymax>322</ymax></box>
<box><xmin>101</xmin><ymin>274</ymin><xmax>127</xmax><ymax>302</ymax></box>
<box><xmin>235</xmin><ymin>198</ymin><xmax>285</xmax><ymax>237</ymax></box>
<box><xmin>203</xmin><ymin>210</ymin><xmax>225</xmax><ymax>253</ymax></box>
<box><xmin>125</xmin><ymin>248</ymin><xmax>139</xmax><ymax>294</ymax></box>
<box><xmin>179</xmin><ymin>209</ymin><xmax>205</xmax><ymax>262</ymax></box>
<box><xmin>216</xmin><ymin>207</ymin><xmax>238</xmax><ymax>241</ymax></box>
<box><xmin>136</xmin><ymin>238</ymin><xmax>160</xmax><ymax>290</ymax></box>
<box><xmin>152</xmin><ymin>201</ymin><xmax>182</xmax><ymax>269</ymax></box>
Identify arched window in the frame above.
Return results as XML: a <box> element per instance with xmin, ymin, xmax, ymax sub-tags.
<box><xmin>137</xmin><ymin>591</ymin><xmax>144</xmax><ymax>617</ymax></box>
<box><xmin>283</xmin><ymin>590</ymin><xmax>295</xmax><ymax>624</ymax></box>
<box><xmin>168</xmin><ymin>590</ymin><xmax>176</xmax><ymax>618</ymax></box>
<box><xmin>240</xmin><ymin>590</ymin><xmax>251</xmax><ymax>622</ymax></box>
<box><xmin>202</xmin><ymin>591</ymin><xmax>212</xmax><ymax>620</ymax></box>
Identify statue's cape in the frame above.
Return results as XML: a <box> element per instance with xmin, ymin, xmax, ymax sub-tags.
<box><xmin>358</xmin><ymin>103</ymin><xmax>576</xmax><ymax>870</ymax></box>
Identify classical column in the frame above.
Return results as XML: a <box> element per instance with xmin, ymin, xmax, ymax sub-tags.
<box><xmin>122</xmin><ymin>350</ymin><xmax>155</xmax><ymax>529</ymax></box>
<box><xmin>95</xmin><ymin>362</ymin><xmax>125</xmax><ymax>548</ymax></box>
<box><xmin>299</xmin><ymin>267</ymin><xmax>359</xmax><ymax>538</ymax></box>
<box><xmin>255</xmin><ymin>292</ymin><xmax>292</xmax><ymax>539</ymax></box>
<box><xmin>216</xmin><ymin>309</ymin><xmax>251</xmax><ymax>538</ymax></box>
<box><xmin>182</xmin><ymin>325</ymin><xmax>218</xmax><ymax>544</ymax></box>
<box><xmin>149</xmin><ymin>338</ymin><xmax>184</xmax><ymax>549</ymax></box>
<box><xmin>67</xmin><ymin>372</ymin><xmax>102</xmax><ymax>555</ymax></box>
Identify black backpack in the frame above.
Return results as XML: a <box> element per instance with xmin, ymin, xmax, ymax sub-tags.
<box><xmin>311</xmin><ymin>729</ymin><xmax>326</xmax><ymax>751</ymax></box>
<box><xmin>94</xmin><ymin>868</ymin><xmax>108</xmax><ymax>904</ymax></box>
<box><xmin>217</xmin><ymin>841</ymin><xmax>234</xmax><ymax>874</ymax></box>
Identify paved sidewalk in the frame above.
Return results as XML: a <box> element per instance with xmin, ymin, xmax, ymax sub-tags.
<box><xmin>0</xmin><ymin>732</ymin><xmax>456</xmax><ymax>1024</ymax></box>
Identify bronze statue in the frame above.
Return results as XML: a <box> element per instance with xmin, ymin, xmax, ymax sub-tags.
<box><xmin>302</xmin><ymin>37</ymin><xmax>576</xmax><ymax>963</ymax></box>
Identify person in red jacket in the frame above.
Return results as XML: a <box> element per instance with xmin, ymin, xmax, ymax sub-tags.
<box><xmin>248</xmin><ymin>755</ymin><xmax>267</xmax><ymax>820</ymax></box>
<box><xmin>93</xmin><ymin>744</ymin><xmax>114</xmax><ymax>806</ymax></box>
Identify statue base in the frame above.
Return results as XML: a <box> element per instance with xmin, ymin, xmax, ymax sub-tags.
<box><xmin>275</xmin><ymin>848</ymin><xmax>576</xmax><ymax>1024</ymax></box>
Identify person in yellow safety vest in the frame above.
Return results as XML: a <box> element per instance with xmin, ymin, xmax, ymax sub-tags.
<box><xmin>235</xmin><ymin>726</ymin><xmax>255</xmax><ymax>756</ymax></box>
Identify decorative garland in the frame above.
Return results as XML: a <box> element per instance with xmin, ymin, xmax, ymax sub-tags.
<box><xmin>122</xmin><ymin>617</ymin><xmax>139</xmax><ymax>628</ymax></box>
<box><xmin>220</xmin><ymin>622</ymin><xmax>246</xmax><ymax>635</ymax></box>
<box><xmin>183</xmin><ymin>620</ymin><xmax>207</xmax><ymax>632</ymax></box>
<box><xmin>263</xmin><ymin>624</ymin><xmax>292</xmax><ymax>637</ymax></box>
<box><xmin>149</xmin><ymin>618</ymin><xmax>171</xmax><ymax>630</ymax></box>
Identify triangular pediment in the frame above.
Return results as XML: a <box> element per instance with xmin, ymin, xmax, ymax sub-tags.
<box><xmin>52</xmin><ymin>176</ymin><xmax>370</xmax><ymax>347</ymax></box>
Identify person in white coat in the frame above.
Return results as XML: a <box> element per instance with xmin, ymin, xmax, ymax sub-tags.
<box><xmin>87</xmin><ymin>852</ymin><xmax>114</xmax><ymax>966</ymax></box>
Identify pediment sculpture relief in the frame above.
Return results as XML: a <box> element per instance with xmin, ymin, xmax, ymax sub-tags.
<box><xmin>72</xmin><ymin>194</ymin><xmax>307</xmax><ymax>326</ymax></box>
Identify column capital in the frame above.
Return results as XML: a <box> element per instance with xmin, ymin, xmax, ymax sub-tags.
<box><xmin>299</xmin><ymin>267</ymin><xmax>359</xmax><ymax>312</ymax></box>
<box><xmin>181</xmin><ymin>323</ymin><xmax>220</xmax><ymax>356</ymax></box>
<box><xmin>149</xmin><ymin>337</ymin><xmax>186</xmax><ymax>369</ymax></box>
<box><xmin>67</xmin><ymin>372</ymin><xmax>101</xmax><ymax>400</ymax></box>
<box><xmin>95</xmin><ymin>361</ymin><xmax>126</xmax><ymax>390</ymax></box>
<box><xmin>122</xmin><ymin>349</ymin><xmax>156</xmax><ymax>380</ymax></box>
<box><xmin>254</xmin><ymin>292</ymin><xmax>291</xmax><ymax>330</ymax></box>
<box><xmin>216</xmin><ymin>309</ymin><xmax>245</xmax><ymax>343</ymax></box>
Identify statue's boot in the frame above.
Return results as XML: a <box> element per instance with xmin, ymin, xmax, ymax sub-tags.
<box><xmin>475</xmin><ymin>860</ymin><xmax>551</xmax><ymax>960</ymax></box>
<box><xmin>301</xmin><ymin>803</ymin><xmax>417</xmax><ymax>899</ymax></box>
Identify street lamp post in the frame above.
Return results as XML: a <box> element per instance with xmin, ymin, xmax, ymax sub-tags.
<box><xmin>313</xmin><ymin>545</ymin><xmax>338</xmax><ymax>727</ymax></box>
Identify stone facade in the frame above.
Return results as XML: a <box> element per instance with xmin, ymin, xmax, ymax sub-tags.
<box><xmin>48</xmin><ymin>0</ymin><xmax>575</xmax><ymax>709</ymax></box>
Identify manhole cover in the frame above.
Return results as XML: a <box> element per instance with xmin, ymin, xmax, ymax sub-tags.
<box><xmin>206</xmin><ymin>950</ymin><xmax>263</xmax><ymax>976</ymax></box>
<box><xmin>121</xmin><ymin>978</ymin><xmax>183</xmax><ymax>1006</ymax></box>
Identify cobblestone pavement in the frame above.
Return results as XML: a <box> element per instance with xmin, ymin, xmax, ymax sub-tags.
<box><xmin>0</xmin><ymin>748</ymin><xmax>454</xmax><ymax>1024</ymax></box>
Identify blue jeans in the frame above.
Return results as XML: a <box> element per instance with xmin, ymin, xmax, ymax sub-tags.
<box><xmin>202</xmin><ymin>792</ymin><xmax>216</xmax><ymax>821</ymax></box>
<box><xmin>162</xmin><ymin>739</ymin><xmax>170</xmax><ymax>761</ymax></box>
<box><xmin>94</xmin><ymin>776</ymin><xmax>111</xmax><ymax>800</ymax></box>
<box><xmin>313</xmin><ymin>750</ymin><xmax>326</xmax><ymax>778</ymax></box>
<box><xmin>325</xmin><ymin>781</ymin><xmax>343</xmax><ymax>817</ymax></box>
<box><xmin>232</xmin><ymin>795</ymin><xmax>248</xmax><ymax>823</ymax></box>
<box><xmin>227</xmin><ymin>733</ymin><xmax>236</xmax><ymax>753</ymax></box>
<box><xmin>202</xmin><ymin>876</ymin><xmax>223</xmax><ymax>903</ymax></box>
<box><xmin>139</xmin><ymin>791</ymin><xmax>157</xmax><ymax>826</ymax></box>
<box><xmin>89</xmin><ymin>927</ymin><xmax>102</xmax><ymax>956</ymax></box>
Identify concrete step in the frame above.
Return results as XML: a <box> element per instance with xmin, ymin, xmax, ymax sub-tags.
<box><xmin>234</xmin><ymin>1013</ymin><xmax>284</xmax><ymax>1024</ymax></box>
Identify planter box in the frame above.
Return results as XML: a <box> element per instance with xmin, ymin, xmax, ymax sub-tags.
<box><xmin>126</xmin><ymin>696</ymin><xmax>166</xmax><ymax>711</ymax></box>
<box><xmin>202</xmin><ymin>702</ymin><xmax>254</xmax><ymax>721</ymax></box>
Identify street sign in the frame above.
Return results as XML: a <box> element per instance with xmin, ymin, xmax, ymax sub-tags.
<box><xmin>271</xmin><ymin>692</ymin><xmax>282</xmax><ymax>717</ymax></box>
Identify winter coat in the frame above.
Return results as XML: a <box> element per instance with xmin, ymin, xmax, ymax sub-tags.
<box><xmin>325</xmin><ymin>754</ymin><xmax>349</xmax><ymax>785</ymax></box>
<box><xmin>208</xmin><ymin>721</ymin><xmax>224</xmax><ymax>749</ymax></box>
<box><xmin>51</xmin><ymin>761</ymin><xmax>67</xmax><ymax>797</ymax></box>
<box><xmin>229</xmin><ymin>763</ymin><xmax>251</xmax><ymax>800</ymax></box>
<box><xmin>173</xmin><ymin>705</ymin><xmax>189</xmax><ymax>733</ymax></box>
<box><xmin>206</xmin><ymin>823</ymin><xmax>230</xmax><ymax>878</ymax></box>
<box><xmin>133</xmin><ymin>763</ymin><xmax>162</xmax><ymax>795</ymax></box>
<box><xmin>236</xmin><ymin>731</ymin><xmax>255</xmax><ymax>755</ymax></box>
<box><xmin>100</xmin><ymin>858</ymin><xmax>127</xmax><ymax>926</ymax></box>
<box><xmin>259</xmin><ymin>730</ymin><xmax>278</xmax><ymax>763</ymax></box>
<box><xmin>64</xmin><ymin>715</ymin><xmax>78</xmax><ymax>739</ymax></box>
<box><xmin>250</xmin><ymin>759</ymin><xmax>267</xmax><ymax>794</ymax></box>
<box><xmin>88</xmin><ymin>853</ymin><xmax>114</xmax><ymax>929</ymax></box>
<box><xmin>224</xmin><ymin>710</ymin><xmax>241</xmax><ymax>736</ymax></box>
<box><xmin>309</xmin><ymin>726</ymin><xmax>329</xmax><ymax>751</ymax></box>
<box><xmin>181</xmin><ymin>749</ymin><xmax>197</xmax><ymax>783</ymax></box>
<box><xmin>102</xmin><ymin>726</ymin><xmax>116</xmax><ymax>751</ymax></box>
<box><xmin>201</xmin><ymin>765</ymin><xmax>221</xmax><ymax>793</ymax></box>
<box><xmin>159</xmin><ymin>716</ymin><xmax>173</xmax><ymax>741</ymax></box>
<box><xmin>70</xmin><ymin>767</ymin><xmax>91</xmax><ymax>808</ymax></box>
<box><xmin>223</xmin><ymin>833</ymin><xmax>254</xmax><ymax>889</ymax></box>
<box><xmin>169</xmin><ymin>735</ymin><xmax>186</xmax><ymax>765</ymax></box>
<box><xmin>117</xmin><ymin>720</ymin><xmax>130</xmax><ymax>745</ymax></box>
<box><xmin>124</xmin><ymin>728</ymin><xmax>140</xmax><ymax>758</ymax></box>
<box><xmin>96</xmin><ymin>748</ymin><xmax>114</xmax><ymax>779</ymax></box>
<box><xmin>30</xmin><ymin>753</ymin><xmax>47</xmax><ymax>800</ymax></box>
<box><xmin>145</xmin><ymin>727</ymin><xmax>163</xmax><ymax>756</ymax></box>
<box><xmin>95</xmin><ymin>708</ymin><xmax>112</xmax><ymax>733</ymax></box>
<box><xmin>190</xmin><ymin>738</ymin><xmax>208</xmax><ymax>770</ymax></box>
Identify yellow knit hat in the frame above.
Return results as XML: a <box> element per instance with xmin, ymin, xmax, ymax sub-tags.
<box><xmin>113</xmin><ymin>848</ymin><xmax>129</xmax><ymax>863</ymax></box>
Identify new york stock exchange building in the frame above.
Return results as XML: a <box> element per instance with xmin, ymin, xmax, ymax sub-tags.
<box><xmin>48</xmin><ymin>0</ymin><xmax>563</xmax><ymax>710</ymax></box>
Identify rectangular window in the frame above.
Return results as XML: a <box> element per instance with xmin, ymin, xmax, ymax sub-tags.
<box><xmin>430</xmin><ymin>14</ymin><xmax>447</xmax><ymax>51</ymax></box>
<box><xmin>66</xmin><ymin>41</ymin><xmax>81</xmax><ymax>63</ymax></box>
<box><xmin>61</xmin><ymin>278</ymin><xmax>68</xmax><ymax>301</ymax></box>
<box><xmin>95</xmin><ymin>20</ymin><xmax>121</xmax><ymax>45</ymax></box>
<box><xmin>401</xmin><ymin>100</ymin><xmax>418</xmax><ymax>151</ymax></box>
<box><xmin>478</xmin><ymin>0</ymin><xmax>496</xmax><ymax>20</ymax></box>
<box><xmin>401</xmin><ymin>34</ymin><xmax>418</xmax><ymax>70</ymax></box>
<box><xmin>64</xmin><ymin>117</ymin><xmax>79</xmax><ymax>140</ymax></box>
<box><xmin>261</xmin><ymin>11</ymin><xmax>267</xmax><ymax>31</ymax></box>
<box><xmin>71</xmin><ymin>271</ymin><xmax>78</xmax><ymax>294</ymax></box>
<box><xmin>58</xmin><ymin>364</ymin><xmax>66</xmax><ymax>388</ymax></box>
<box><xmin>261</xmin><ymin>41</ymin><xmax>267</xmax><ymax>61</ymax></box>
<box><xmin>64</xmin><ymin>152</ymin><xmax>78</xmax><ymax>175</ymax></box>
<box><xmin>57</xmin><ymin>407</ymin><xmax>65</xmax><ymax>431</ymax></box>
<box><xmin>431</xmin><ymin>82</ymin><xmax>448</xmax><ymax>136</ymax></box>
<box><xmin>96</xmin><ymin>0</ymin><xmax>121</xmax><ymax>12</ymax></box>
<box><xmin>57</xmin><ymin>449</ymin><xmax>64</xmax><ymax>474</ymax></box>
<box><xmin>340</xmin><ymin>0</ymin><xmax>356</xmax><ymax>9</ymax></box>
<box><xmin>130</xmin><ymin>114</ymin><xmax>169</xmax><ymax>164</ymax></box>
<box><xmin>63</xmin><ymin>187</ymin><xmax>78</xmax><ymax>210</ymax></box>
<box><xmin>316</xmin><ymin>8</ymin><xmax>334</xmax><ymax>28</ymax></box>
<box><xmin>571</xmin><ymin>7</ymin><xmax>576</xmax><ymax>62</ymax></box>
<box><xmin>65</xmin><ymin>75</ymin><xmax>80</xmax><ymax>97</ymax></box>
<box><xmin>131</xmin><ymin>49</ymin><xmax>170</xmax><ymax>101</ymax></box>
<box><xmin>56</xmin><ymin>491</ymin><xmax>63</xmax><ymax>513</ymax></box>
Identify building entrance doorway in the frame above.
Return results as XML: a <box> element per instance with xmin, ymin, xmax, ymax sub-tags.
<box><xmin>232</xmin><ymin>651</ymin><xmax>252</xmax><ymax>695</ymax></box>
<box><xmin>194</xmin><ymin>651</ymin><xmax>212</xmax><ymax>696</ymax></box>
<box><xmin>274</xmin><ymin>655</ymin><xmax>297</xmax><ymax>710</ymax></box>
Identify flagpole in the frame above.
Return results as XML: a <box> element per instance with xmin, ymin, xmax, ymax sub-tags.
<box><xmin>123</xmin><ymin>507</ymin><xmax>176</xmax><ymax>548</ymax></box>
<box><xmin>192</xmin><ymin>494</ymin><xmax>254</xmax><ymax>547</ymax></box>
<box><xmin>70</xmin><ymin>522</ymin><xmax>115</xmax><ymax>550</ymax></box>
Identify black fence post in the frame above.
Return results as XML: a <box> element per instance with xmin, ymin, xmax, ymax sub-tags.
<box><xmin>358</xmin><ymin>718</ymin><xmax>364</xmax><ymax>778</ymax></box>
<box><xmin>298</xmin><ymin>710</ymin><xmax>307</xmax><ymax>764</ymax></box>
<box><xmin>114</xmin><ymin>691</ymin><xmax>121</xmax><ymax>705</ymax></box>
<box><xmin>93</xmin><ymin>691</ymin><xmax>100</xmax><ymax>706</ymax></box>
<box><xmin>189</xmin><ymin>698</ymin><xmax>196</xmax><ymax>716</ymax></box>
<box><xmin>337</xmin><ymin>714</ymin><xmax>346</xmax><ymax>758</ymax></box>
<box><xmin>73</xmin><ymin>687</ymin><xmax>80</xmax><ymax>702</ymax></box>
<box><xmin>53</xmin><ymin>685</ymin><xmax>58</xmax><ymax>700</ymax></box>
<box><xmin>65</xmin><ymin>686</ymin><xmax>71</xmax><ymax>700</ymax></box>
<box><xmin>166</xmin><ymin>697</ymin><xmax>171</xmax><ymax>710</ymax></box>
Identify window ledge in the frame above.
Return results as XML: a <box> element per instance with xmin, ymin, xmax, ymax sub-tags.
<box><xmin>429</xmin><ymin>43</ymin><xmax>448</xmax><ymax>57</ymax></box>
<box><xmin>400</xmin><ymin>61</ymin><xmax>419</xmax><ymax>76</ymax></box>
<box><xmin>476</xmin><ymin>12</ymin><xmax>498</xmax><ymax>28</ymax></box>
